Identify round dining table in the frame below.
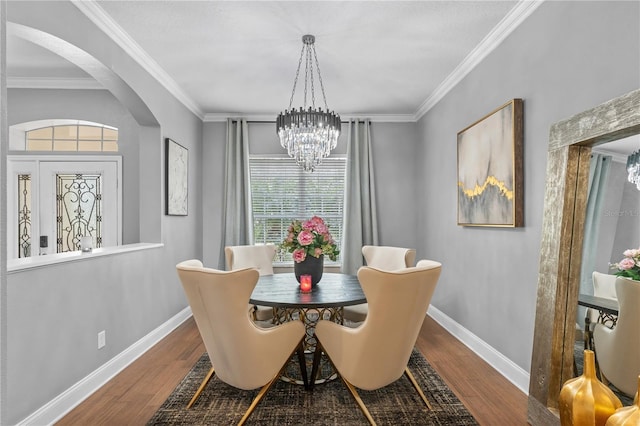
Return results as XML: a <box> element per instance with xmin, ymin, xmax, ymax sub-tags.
<box><xmin>250</xmin><ymin>273</ymin><xmax>366</xmax><ymax>384</ymax></box>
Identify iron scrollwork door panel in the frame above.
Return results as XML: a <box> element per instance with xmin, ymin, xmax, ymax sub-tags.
<box><xmin>39</xmin><ymin>161</ymin><xmax>119</xmax><ymax>255</ymax></box>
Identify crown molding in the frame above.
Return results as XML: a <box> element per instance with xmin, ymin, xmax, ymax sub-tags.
<box><xmin>71</xmin><ymin>0</ymin><xmax>204</xmax><ymax>119</ymax></box>
<box><xmin>415</xmin><ymin>0</ymin><xmax>544</xmax><ymax>120</ymax></box>
<box><xmin>7</xmin><ymin>76</ymin><xmax>105</xmax><ymax>90</ymax></box>
<box><xmin>592</xmin><ymin>149</ymin><xmax>630</xmax><ymax>164</ymax></box>
<box><xmin>203</xmin><ymin>112</ymin><xmax>417</xmax><ymax>123</ymax></box>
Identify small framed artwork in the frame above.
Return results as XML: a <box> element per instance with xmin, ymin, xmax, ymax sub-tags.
<box><xmin>457</xmin><ymin>99</ymin><xmax>523</xmax><ymax>227</ymax></box>
<box><xmin>165</xmin><ymin>138</ymin><xmax>188</xmax><ymax>216</ymax></box>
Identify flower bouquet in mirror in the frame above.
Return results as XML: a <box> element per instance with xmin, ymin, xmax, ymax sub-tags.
<box><xmin>610</xmin><ymin>247</ymin><xmax>640</xmax><ymax>281</ymax></box>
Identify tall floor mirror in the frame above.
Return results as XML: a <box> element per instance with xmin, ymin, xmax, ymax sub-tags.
<box><xmin>528</xmin><ymin>88</ymin><xmax>640</xmax><ymax>424</ymax></box>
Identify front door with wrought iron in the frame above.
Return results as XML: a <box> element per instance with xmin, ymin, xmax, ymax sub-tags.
<box><xmin>7</xmin><ymin>157</ymin><xmax>121</xmax><ymax>258</ymax></box>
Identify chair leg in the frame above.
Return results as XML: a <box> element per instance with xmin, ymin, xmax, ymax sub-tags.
<box><xmin>238</xmin><ymin>375</ymin><xmax>279</xmax><ymax>426</ymax></box>
<box><xmin>341</xmin><ymin>376</ymin><xmax>377</xmax><ymax>426</ymax></box>
<box><xmin>238</xmin><ymin>336</ymin><xmax>306</xmax><ymax>425</ymax></box>
<box><xmin>404</xmin><ymin>367</ymin><xmax>433</xmax><ymax>410</ymax></box>
<box><xmin>309</xmin><ymin>341</ymin><xmax>323</xmax><ymax>390</ymax></box>
<box><xmin>317</xmin><ymin>345</ymin><xmax>376</xmax><ymax>425</ymax></box>
<box><xmin>187</xmin><ymin>366</ymin><xmax>215</xmax><ymax>409</ymax></box>
<box><xmin>296</xmin><ymin>341</ymin><xmax>309</xmax><ymax>389</ymax></box>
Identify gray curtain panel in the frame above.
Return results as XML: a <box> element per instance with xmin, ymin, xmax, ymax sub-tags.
<box><xmin>220</xmin><ymin>119</ymin><xmax>253</xmax><ymax>268</ymax></box>
<box><xmin>341</xmin><ymin>119</ymin><xmax>379</xmax><ymax>275</ymax></box>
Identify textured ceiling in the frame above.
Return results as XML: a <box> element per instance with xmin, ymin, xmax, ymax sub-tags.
<box><xmin>8</xmin><ymin>0</ymin><xmax>522</xmax><ymax>119</ymax></box>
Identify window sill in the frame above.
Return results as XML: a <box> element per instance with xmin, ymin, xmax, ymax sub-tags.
<box><xmin>273</xmin><ymin>262</ymin><xmax>342</xmax><ymax>274</ymax></box>
<box><xmin>7</xmin><ymin>242</ymin><xmax>164</xmax><ymax>273</ymax></box>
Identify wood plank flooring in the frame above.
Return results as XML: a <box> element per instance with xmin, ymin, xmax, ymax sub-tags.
<box><xmin>57</xmin><ymin>315</ymin><xmax>528</xmax><ymax>425</ymax></box>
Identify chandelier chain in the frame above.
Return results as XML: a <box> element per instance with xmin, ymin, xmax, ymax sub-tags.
<box><xmin>311</xmin><ymin>44</ymin><xmax>329</xmax><ymax>111</ymax></box>
<box><xmin>303</xmin><ymin>45</ymin><xmax>310</xmax><ymax>109</ymax></box>
<box><xmin>288</xmin><ymin>44</ymin><xmax>306</xmax><ymax>110</ymax></box>
<box><xmin>307</xmin><ymin>44</ymin><xmax>316</xmax><ymax>108</ymax></box>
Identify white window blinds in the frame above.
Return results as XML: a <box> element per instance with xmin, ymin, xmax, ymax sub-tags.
<box><xmin>250</xmin><ymin>156</ymin><xmax>346</xmax><ymax>263</ymax></box>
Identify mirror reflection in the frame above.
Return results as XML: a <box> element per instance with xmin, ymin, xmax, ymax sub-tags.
<box><xmin>574</xmin><ymin>134</ymin><xmax>640</xmax><ymax>405</ymax></box>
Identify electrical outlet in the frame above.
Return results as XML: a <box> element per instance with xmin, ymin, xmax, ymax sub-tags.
<box><xmin>98</xmin><ymin>330</ymin><xmax>106</xmax><ymax>349</ymax></box>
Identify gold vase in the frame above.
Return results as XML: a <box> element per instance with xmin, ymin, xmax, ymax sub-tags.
<box><xmin>559</xmin><ymin>349</ymin><xmax>622</xmax><ymax>426</ymax></box>
<box><xmin>605</xmin><ymin>376</ymin><xmax>640</xmax><ymax>426</ymax></box>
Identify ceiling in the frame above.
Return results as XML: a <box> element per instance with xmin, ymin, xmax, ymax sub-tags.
<box><xmin>5</xmin><ymin>0</ymin><xmax>639</xmax><ymax>155</ymax></box>
<box><xmin>8</xmin><ymin>0</ymin><xmax>528</xmax><ymax>120</ymax></box>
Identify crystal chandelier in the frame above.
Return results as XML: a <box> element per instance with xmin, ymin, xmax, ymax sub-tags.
<box><xmin>276</xmin><ymin>35</ymin><xmax>341</xmax><ymax>172</ymax></box>
<box><xmin>627</xmin><ymin>149</ymin><xmax>640</xmax><ymax>190</ymax></box>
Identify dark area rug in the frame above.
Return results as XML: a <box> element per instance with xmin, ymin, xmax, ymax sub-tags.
<box><xmin>147</xmin><ymin>349</ymin><xmax>478</xmax><ymax>425</ymax></box>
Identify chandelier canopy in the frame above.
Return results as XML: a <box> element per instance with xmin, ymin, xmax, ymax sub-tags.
<box><xmin>276</xmin><ymin>34</ymin><xmax>341</xmax><ymax>172</ymax></box>
<box><xmin>627</xmin><ymin>149</ymin><xmax>640</xmax><ymax>190</ymax></box>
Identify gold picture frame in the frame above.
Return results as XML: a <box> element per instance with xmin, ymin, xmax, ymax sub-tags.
<box><xmin>457</xmin><ymin>99</ymin><xmax>524</xmax><ymax>227</ymax></box>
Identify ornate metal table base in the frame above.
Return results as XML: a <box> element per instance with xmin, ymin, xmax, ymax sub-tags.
<box><xmin>274</xmin><ymin>306</ymin><xmax>343</xmax><ymax>385</ymax></box>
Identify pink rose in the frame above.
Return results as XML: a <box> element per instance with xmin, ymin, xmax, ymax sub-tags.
<box><xmin>314</xmin><ymin>247</ymin><xmax>323</xmax><ymax>257</ymax></box>
<box><xmin>297</xmin><ymin>230</ymin><xmax>314</xmax><ymax>246</ymax></box>
<box><xmin>618</xmin><ymin>257</ymin><xmax>636</xmax><ymax>270</ymax></box>
<box><xmin>293</xmin><ymin>249</ymin><xmax>306</xmax><ymax>263</ymax></box>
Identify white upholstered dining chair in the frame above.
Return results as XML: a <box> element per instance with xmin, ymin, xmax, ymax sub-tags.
<box><xmin>343</xmin><ymin>245</ymin><xmax>416</xmax><ymax>323</ymax></box>
<box><xmin>588</xmin><ymin>271</ymin><xmax>618</xmax><ymax>324</ymax></box>
<box><xmin>225</xmin><ymin>244</ymin><xmax>277</xmax><ymax>322</ymax></box>
<box><xmin>311</xmin><ymin>261</ymin><xmax>442</xmax><ymax>425</ymax></box>
<box><xmin>593</xmin><ymin>277</ymin><xmax>640</xmax><ymax>397</ymax></box>
<box><xmin>176</xmin><ymin>260</ymin><xmax>307</xmax><ymax>425</ymax></box>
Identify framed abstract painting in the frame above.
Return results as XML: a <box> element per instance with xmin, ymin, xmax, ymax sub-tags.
<box><xmin>165</xmin><ymin>138</ymin><xmax>188</xmax><ymax>216</ymax></box>
<box><xmin>457</xmin><ymin>99</ymin><xmax>523</xmax><ymax>227</ymax></box>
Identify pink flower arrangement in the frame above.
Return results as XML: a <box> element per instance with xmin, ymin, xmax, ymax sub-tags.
<box><xmin>281</xmin><ymin>216</ymin><xmax>340</xmax><ymax>263</ymax></box>
<box><xmin>610</xmin><ymin>247</ymin><xmax>640</xmax><ymax>281</ymax></box>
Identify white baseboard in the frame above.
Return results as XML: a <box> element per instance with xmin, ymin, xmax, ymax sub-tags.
<box><xmin>427</xmin><ymin>305</ymin><xmax>530</xmax><ymax>395</ymax></box>
<box><xmin>17</xmin><ymin>306</ymin><xmax>193</xmax><ymax>426</ymax></box>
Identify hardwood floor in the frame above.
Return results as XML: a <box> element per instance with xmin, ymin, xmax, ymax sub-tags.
<box><xmin>57</xmin><ymin>315</ymin><xmax>528</xmax><ymax>425</ymax></box>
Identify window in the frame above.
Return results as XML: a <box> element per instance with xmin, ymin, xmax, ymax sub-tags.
<box><xmin>10</xmin><ymin>120</ymin><xmax>118</xmax><ymax>152</ymax></box>
<box><xmin>25</xmin><ymin>124</ymin><xmax>118</xmax><ymax>152</ymax></box>
<box><xmin>250</xmin><ymin>156</ymin><xmax>346</xmax><ymax>263</ymax></box>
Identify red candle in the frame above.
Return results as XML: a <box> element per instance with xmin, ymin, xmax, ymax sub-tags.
<box><xmin>300</xmin><ymin>275</ymin><xmax>312</xmax><ymax>293</ymax></box>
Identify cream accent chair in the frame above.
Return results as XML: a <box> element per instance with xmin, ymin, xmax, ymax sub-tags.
<box><xmin>343</xmin><ymin>245</ymin><xmax>416</xmax><ymax>323</ymax></box>
<box><xmin>225</xmin><ymin>244</ymin><xmax>277</xmax><ymax>322</ymax></box>
<box><xmin>311</xmin><ymin>261</ymin><xmax>442</xmax><ymax>425</ymax></box>
<box><xmin>176</xmin><ymin>260</ymin><xmax>307</xmax><ymax>424</ymax></box>
<box><xmin>593</xmin><ymin>277</ymin><xmax>640</xmax><ymax>397</ymax></box>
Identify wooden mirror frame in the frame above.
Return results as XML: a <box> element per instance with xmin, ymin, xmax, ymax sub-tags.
<box><xmin>527</xmin><ymin>88</ymin><xmax>640</xmax><ymax>424</ymax></box>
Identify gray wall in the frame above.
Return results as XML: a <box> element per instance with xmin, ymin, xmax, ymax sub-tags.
<box><xmin>416</xmin><ymin>0</ymin><xmax>640</xmax><ymax>372</ymax></box>
<box><xmin>5</xmin><ymin>2</ymin><xmax>203</xmax><ymax>424</ymax></box>
<box><xmin>7</xmin><ymin>88</ymin><xmax>141</xmax><ymax>244</ymax></box>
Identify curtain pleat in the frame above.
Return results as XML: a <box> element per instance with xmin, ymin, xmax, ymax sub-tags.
<box><xmin>219</xmin><ymin>119</ymin><xmax>253</xmax><ymax>268</ymax></box>
<box><xmin>341</xmin><ymin>119</ymin><xmax>378</xmax><ymax>275</ymax></box>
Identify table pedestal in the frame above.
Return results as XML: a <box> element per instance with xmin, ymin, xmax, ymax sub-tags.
<box><xmin>274</xmin><ymin>306</ymin><xmax>343</xmax><ymax>385</ymax></box>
